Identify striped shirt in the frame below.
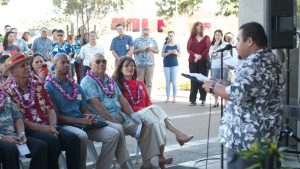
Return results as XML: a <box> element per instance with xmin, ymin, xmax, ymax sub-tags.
<box><xmin>80</xmin><ymin>43</ymin><xmax>104</xmax><ymax>66</ymax></box>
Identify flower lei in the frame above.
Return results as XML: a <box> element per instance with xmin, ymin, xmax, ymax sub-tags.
<box><xmin>8</xmin><ymin>77</ymin><xmax>36</xmax><ymax>109</ymax></box>
<box><xmin>122</xmin><ymin>79</ymin><xmax>143</xmax><ymax>105</ymax></box>
<box><xmin>86</xmin><ymin>70</ymin><xmax>114</xmax><ymax>97</ymax></box>
<box><xmin>0</xmin><ymin>87</ymin><xmax>6</xmax><ymax>108</ymax></box>
<box><xmin>46</xmin><ymin>74</ymin><xmax>79</xmax><ymax>101</ymax></box>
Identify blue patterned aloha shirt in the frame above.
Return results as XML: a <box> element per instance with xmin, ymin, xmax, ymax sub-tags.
<box><xmin>80</xmin><ymin>75</ymin><xmax>130</xmax><ymax>123</ymax></box>
<box><xmin>50</xmin><ymin>41</ymin><xmax>72</xmax><ymax>57</ymax></box>
<box><xmin>133</xmin><ymin>37</ymin><xmax>158</xmax><ymax>67</ymax></box>
<box><xmin>220</xmin><ymin>48</ymin><xmax>285</xmax><ymax>151</ymax></box>
<box><xmin>0</xmin><ymin>96</ymin><xmax>22</xmax><ymax>135</ymax></box>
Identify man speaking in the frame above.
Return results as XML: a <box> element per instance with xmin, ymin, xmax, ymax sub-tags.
<box><xmin>202</xmin><ymin>22</ymin><xmax>285</xmax><ymax>169</ymax></box>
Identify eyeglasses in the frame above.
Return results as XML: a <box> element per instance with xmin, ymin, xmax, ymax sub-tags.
<box><xmin>123</xmin><ymin>64</ymin><xmax>135</xmax><ymax>68</ymax></box>
<box><xmin>57</xmin><ymin>34</ymin><xmax>64</xmax><ymax>37</ymax></box>
<box><xmin>95</xmin><ymin>59</ymin><xmax>107</xmax><ymax>64</ymax></box>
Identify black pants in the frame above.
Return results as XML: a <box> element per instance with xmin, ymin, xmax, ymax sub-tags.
<box><xmin>26</xmin><ymin>127</ymin><xmax>81</xmax><ymax>169</ymax></box>
<box><xmin>0</xmin><ymin>136</ymin><xmax>47</xmax><ymax>169</ymax></box>
<box><xmin>189</xmin><ymin>61</ymin><xmax>208</xmax><ymax>103</ymax></box>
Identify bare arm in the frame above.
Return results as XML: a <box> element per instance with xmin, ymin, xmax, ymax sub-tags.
<box><xmin>89</xmin><ymin>98</ymin><xmax>118</xmax><ymax>123</ymax></box>
<box><xmin>127</xmin><ymin>46</ymin><xmax>134</xmax><ymax>56</ymax></box>
<box><xmin>202</xmin><ymin>81</ymin><xmax>229</xmax><ymax>100</ymax></box>
<box><xmin>119</xmin><ymin>95</ymin><xmax>135</xmax><ymax>116</ymax></box>
<box><xmin>111</xmin><ymin>50</ymin><xmax>120</xmax><ymax>60</ymax></box>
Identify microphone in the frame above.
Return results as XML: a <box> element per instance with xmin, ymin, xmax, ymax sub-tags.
<box><xmin>213</xmin><ymin>44</ymin><xmax>233</xmax><ymax>53</ymax></box>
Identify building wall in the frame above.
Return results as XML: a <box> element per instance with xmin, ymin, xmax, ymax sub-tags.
<box><xmin>239</xmin><ymin>0</ymin><xmax>300</xmax><ymax>148</ymax></box>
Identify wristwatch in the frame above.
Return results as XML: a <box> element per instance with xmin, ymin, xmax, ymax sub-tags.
<box><xmin>209</xmin><ymin>83</ymin><xmax>216</xmax><ymax>94</ymax></box>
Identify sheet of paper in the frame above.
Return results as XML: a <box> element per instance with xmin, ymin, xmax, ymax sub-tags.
<box><xmin>16</xmin><ymin>144</ymin><xmax>30</xmax><ymax>156</ymax></box>
<box><xmin>189</xmin><ymin>73</ymin><xmax>209</xmax><ymax>82</ymax></box>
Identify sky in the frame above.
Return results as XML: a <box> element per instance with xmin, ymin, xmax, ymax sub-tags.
<box><xmin>0</xmin><ymin>0</ymin><xmax>218</xmax><ymax>34</ymax></box>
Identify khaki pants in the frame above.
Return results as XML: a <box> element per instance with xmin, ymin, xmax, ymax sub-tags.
<box><xmin>115</xmin><ymin>112</ymin><xmax>160</xmax><ymax>162</ymax></box>
<box><xmin>137</xmin><ymin>65</ymin><xmax>155</xmax><ymax>96</ymax></box>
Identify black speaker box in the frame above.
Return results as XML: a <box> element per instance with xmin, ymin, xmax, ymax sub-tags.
<box><xmin>268</xmin><ymin>0</ymin><xmax>296</xmax><ymax>49</ymax></box>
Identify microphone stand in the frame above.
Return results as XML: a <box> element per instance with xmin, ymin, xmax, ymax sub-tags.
<box><xmin>194</xmin><ymin>50</ymin><xmax>225</xmax><ymax>169</ymax></box>
<box><xmin>220</xmin><ymin>49</ymin><xmax>225</xmax><ymax>169</ymax></box>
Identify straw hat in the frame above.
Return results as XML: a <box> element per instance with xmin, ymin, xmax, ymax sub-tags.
<box><xmin>3</xmin><ymin>53</ymin><xmax>33</xmax><ymax>74</ymax></box>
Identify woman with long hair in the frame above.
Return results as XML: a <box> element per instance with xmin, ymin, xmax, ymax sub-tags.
<box><xmin>30</xmin><ymin>53</ymin><xmax>48</xmax><ymax>83</ymax></box>
<box><xmin>3</xmin><ymin>31</ymin><xmax>21</xmax><ymax>55</ymax></box>
<box><xmin>187</xmin><ymin>22</ymin><xmax>211</xmax><ymax>106</ymax></box>
<box><xmin>113</xmin><ymin>56</ymin><xmax>193</xmax><ymax>169</ymax></box>
<box><xmin>161</xmin><ymin>31</ymin><xmax>180</xmax><ymax>103</ymax></box>
<box><xmin>208</xmin><ymin>29</ymin><xmax>231</xmax><ymax>107</ymax></box>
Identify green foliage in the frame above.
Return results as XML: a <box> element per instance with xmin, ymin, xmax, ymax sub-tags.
<box><xmin>178</xmin><ymin>81</ymin><xmax>191</xmax><ymax>90</ymax></box>
<box><xmin>52</xmin><ymin>0</ymin><xmax>125</xmax><ymax>31</ymax></box>
<box><xmin>156</xmin><ymin>0</ymin><xmax>202</xmax><ymax>18</ymax></box>
<box><xmin>216</xmin><ymin>0</ymin><xmax>239</xmax><ymax>16</ymax></box>
<box><xmin>0</xmin><ymin>0</ymin><xmax>9</xmax><ymax>5</ymax></box>
<box><xmin>237</xmin><ymin>140</ymin><xmax>290</xmax><ymax>169</ymax></box>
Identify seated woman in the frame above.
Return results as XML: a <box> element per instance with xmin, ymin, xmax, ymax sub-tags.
<box><xmin>30</xmin><ymin>53</ymin><xmax>48</xmax><ymax>82</ymax></box>
<box><xmin>113</xmin><ymin>56</ymin><xmax>193</xmax><ymax>168</ymax></box>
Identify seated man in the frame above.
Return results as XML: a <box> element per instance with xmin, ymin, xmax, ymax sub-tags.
<box><xmin>81</xmin><ymin>52</ymin><xmax>160</xmax><ymax>169</ymax></box>
<box><xmin>3</xmin><ymin>53</ymin><xmax>81</xmax><ymax>169</ymax></box>
<box><xmin>45</xmin><ymin>53</ymin><xmax>134</xmax><ymax>169</ymax></box>
<box><xmin>0</xmin><ymin>87</ymin><xmax>47</xmax><ymax>169</ymax></box>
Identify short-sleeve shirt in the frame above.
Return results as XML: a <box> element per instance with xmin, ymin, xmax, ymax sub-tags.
<box><xmin>0</xmin><ymin>96</ymin><xmax>22</xmax><ymax>135</ymax></box>
<box><xmin>4</xmin><ymin>79</ymin><xmax>54</xmax><ymax>125</ymax></box>
<box><xmin>31</xmin><ymin>37</ymin><xmax>52</xmax><ymax>61</ymax></box>
<box><xmin>162</xmin><ymin>44</ymin><xmax>180</xmax><ymax>67</ymax></box>
<box><xmin>14</xmin><ymin>39</ymin><xmax>29</xmax><ymax>55</ymax></box>
<box><xmin>134</xmin><ymin>37</ymin><xmax>158</xmax><ymax>66</ymax></box>
<box><xmin>51</xmin><ymin>41</ymin><xmax>72</xmax><ymax>57</ymax></box>
<box><xmin>110</xmin><ymin>35</ymin><xmax>134</xmax><ymax>57</ymax></box>
<box><xmin>4</xmin><ymin>45</ymin><xmax>21</xmax><ymax>55</ymax></box>
<box><xmin>80</xmin><ymin>75</ymin><xmax>130</xmax><ymax>123</ymax></box>
<box><xmin>80</xmin><ymin>43</ymin><xmax>105</xmax><ymax>67</ymax></box>
<box><xmin>220</xmin><ymin>48</ymin><xmax>285</xmax><ymax>151</ymax></box>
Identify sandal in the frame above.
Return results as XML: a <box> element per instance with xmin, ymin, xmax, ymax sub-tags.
<box><xmin>159</xmin><ymin>157</ymin><xmax>173</xmax><ymax>169</ymax></box>
<box><xmin>177</xmin><ymin>135</ymin><xmax>194</xmax><ymax>146</ymax></box>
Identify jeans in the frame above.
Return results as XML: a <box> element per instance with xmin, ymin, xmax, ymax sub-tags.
<box><xmin>163</xmin><ymin>66</ymin><xmax>178</xmax><ymax>97</ymax></box>
<box><xmin>211</xmin><ymin>68</ymin><xmax>229</xmax><ymax>80</ymax></box>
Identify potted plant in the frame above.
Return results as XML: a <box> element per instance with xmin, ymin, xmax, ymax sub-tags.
<box><xmin>237</xmin><ymin>140</ymin><xmax>290</xmax><ymax>169</ymax></box>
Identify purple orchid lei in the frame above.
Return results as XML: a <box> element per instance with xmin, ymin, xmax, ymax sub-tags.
<box><xmin>0</xmin><ymin>87</ymin><xmax>6</xmax><ymax>107</ymax></box>
<box><xmin>46</xmin><ymin>74</ymin><xmax>79</xmax><ymax>101</ymax></box>
<box><xmin>8</xmin><ymin>77</ymin><xmax>36</xmax><ymax>109</ymax></box>
<box><xmin>123</xmin><ymin>79</ymin><xmax>143</xmax><ymax>105</ymax></box>
<box><xmin>86</xmin><ymin>70</ymin><xmax>114</xmax><ymax>97</ymax></box>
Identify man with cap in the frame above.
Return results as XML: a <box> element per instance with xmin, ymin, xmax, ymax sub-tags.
<box><xmin>0</xmin><ymin>58</ymin><xmax>47</xmax><ymax>169</ymax></box>
<box><xmin>3</xmin><ymin>53</ymin><xmax>82</xmax><ymax>169</ymax></box>
<box><xmin>133</xmin><ymin>28</ymin><xmax>159</xmax><ymax>96</ymax></box>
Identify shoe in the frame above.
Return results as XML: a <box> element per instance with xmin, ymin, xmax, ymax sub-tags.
<box><xmin>176</xmin><ymin>135</ymin><xmax>194</xmax><ymax>146</ymax></box>
<box><xmin>159</xmin><ymin>157</ymin><xmax>173</xmax><ymax>169</ymax></box>
<box><xmin>189</xmin><ymin>102</ymin><xmax>196</xmax><ymax>106</ymax></box>
<box><xmin>200</xmin><ymin>101</ymin><xmax>205</xmax><ymax>106</ymax></box>
<box><xmin>164</xmin><ymin>100</ymin><xmax>169</xmax><ymax>103</ymax></box>
<box><xmin>213</xmin><ymin>103</ymin><xmax>219</xmax><ymax>108</ymax></box>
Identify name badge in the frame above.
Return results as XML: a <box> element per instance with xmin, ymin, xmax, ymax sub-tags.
<box><xmin>77</xmin><ymin>94</ymin><xmax>82</xmax><ymax>100</ymax></box>
<box><xmin>23</xmin><ymin>93</ymin><xmax>30</xmax><ymax>101</ymax></box>
<box><xmin>125</xmin><ymin>44</ymin><xmax>129</xmax><ymax>50</ymax></box>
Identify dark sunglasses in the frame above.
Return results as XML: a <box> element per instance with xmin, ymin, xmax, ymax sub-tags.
<box><xmin>57</xmin><ymin>34</ymin><xmax>64</xmax><ymax>37</ymax></box>
<box><xmin>95</xmin><ymin>59</ymin><xmax>107</xmax><ymax>64</ymax></box>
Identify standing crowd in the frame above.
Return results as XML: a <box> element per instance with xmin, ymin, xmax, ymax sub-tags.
<box><xmin>0</xmin><ymin>21</ymin><xmax>285</xmax><ymax>169</ymax></box>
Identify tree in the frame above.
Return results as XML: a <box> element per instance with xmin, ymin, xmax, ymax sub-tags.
<box><xmin>156</xmin><ymin>0</ymin><xmax>203</xmax><ymax>18</ymax></box>
<box><xmin>0</xmin><ymin>0</ymin><xmax>9</xmax><ymax>5</ymax></box>
<box><xmin>52</xmin><ymin>0</ymin><xmax>126</xmax><ymax>32</ymax></box>
<box><xmin>216</xmin><ymin>0</ymin><xmax>239</xmax><ymax>16</ymax></box>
